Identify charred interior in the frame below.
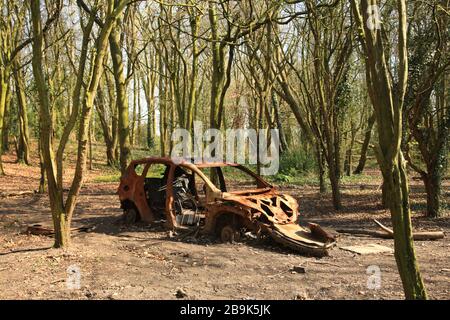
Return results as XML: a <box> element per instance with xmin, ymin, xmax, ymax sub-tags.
<box><xmin>144</xmin><ymin>165</ymin><xmax>203</xmax><ymax>225</ymax></box>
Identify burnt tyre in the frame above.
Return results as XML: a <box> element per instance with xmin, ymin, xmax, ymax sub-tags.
<box><xmin>220</xmin><ymin>225</ymin><xmax>241</xmax><ymax>243</ymax></box>
<box><xmin>216</xmin><ymin>213</ymin><xmax>242</xmax><ymax>243</ymax></box>
<box><xmin>123</xmin><ymin>207</ymin><xmax>139</xmax><ymax>225</ymax></box>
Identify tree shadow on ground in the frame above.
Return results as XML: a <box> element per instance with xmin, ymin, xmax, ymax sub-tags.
<box><xmin>0</xmin><ymin>246</ymin><xmax>53</xmax><ymax>256</ymax></box>
<box><xmin>72</xmin><ymin>213</ymin><xmax>324</xmax><ymax>256</ymax></box>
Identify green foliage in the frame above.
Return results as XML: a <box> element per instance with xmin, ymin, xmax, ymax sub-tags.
<box><xmin>279</xmin><ymin>149</ymin><xmax>317</xmax><ymax>176</ymax></box>
<box><xmin>272</xmin><ymin>173</ymin><xmax>292</xmax><ymax>183</ymax></box>
<box><xmin>341</xmin><ymin>173</ymin><xmax>373</xmax><ymax>185</ymax></box>
<box><xmin>93</xmin><ymin>173</ymin><xmax>121</xmax><ymax>183</ymax></box>
<box><xmin>264</xmin><ymin>148</ymin><xmax>317</xmax><ymax>184</ymax></box>
<box><xmin>267</xmin><ymin>171</ymin><xmax>320</xmax><ymax>186</ymax></box>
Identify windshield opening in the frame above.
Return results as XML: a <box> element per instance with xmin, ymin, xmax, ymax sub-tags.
<box><xmin>199</xmin><ymin>165</ymin><xmax>269</xmax><ymax>193</ymax></box>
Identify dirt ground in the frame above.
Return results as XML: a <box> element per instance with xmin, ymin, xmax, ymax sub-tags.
<box><xmin>0</xmin><ymin>152</ymin><xmax>449</xmax><ymax>300</ymax></box>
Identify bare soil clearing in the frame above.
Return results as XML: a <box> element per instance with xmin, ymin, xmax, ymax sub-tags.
<box><xmin>0</xmin><ymin>153</ymin><xmax>449</xmax><ymax>300</ymax></box>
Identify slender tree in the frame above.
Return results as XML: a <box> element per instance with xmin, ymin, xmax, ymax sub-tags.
<box><xmin>31</xmin><ymin>0</ymin><xmax>131</xmax><ymax>247</ymax></box>
<box><xmin>351</xmin><ymin>0</ymin><xmax>428</xmax><ymax>299</ymax></box>
<box><xmin>403</xmin><ymin>0</ymin><xmax>450</xmax><ymax>218</ymax></box>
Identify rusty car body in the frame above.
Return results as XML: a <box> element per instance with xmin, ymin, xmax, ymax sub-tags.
<box><xmin>117</xmin><ymin>157</ymin><xmax>336</xmax><ymax>256</ymax></box>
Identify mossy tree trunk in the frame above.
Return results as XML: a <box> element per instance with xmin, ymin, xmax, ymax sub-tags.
<box><xmin>13</xmin><ymin>59</ymin><xmax>30</xmax><ymax>165</ymax></box>
<box><xmin>109</xmin><ymin>23</ymin><xmax>131</xmax><ymax>174</ymax></box>
<box><xmin>142</xmin><ymin>53</ymin><xmax>156</xmax><ymax>149</ymax></box>
<box><xmin>0</xmin><ymin>73</ymin><xmax>8</xmax><ymax>176</ymax></box>
<box><xmin>1</xmin><ymin>83</ymin><xmax>11</xmax><ymax>153</ymax></box>
<box><xmin>31</xmin><ymin>0</ymin><xmax>130</xmax><ymax>248</ymax></box>
<box><xmin>403</xmin><ymin>1</ymin><xmax>449</xmax><ymax>218</ymax></box>
<box><xmin>351</xmin><ymin>0</ymin><xmax>427</xmax><ymax>299</ymax></box>
<box><xmin>186</xmin><ymin>7</ymin><xmax>200</xmax><ymax>133</ymax></box>
<box><xmin>96</xmin><ymin>83</ymin><xmax>117</xmax><ymax>167</ymax></box>
<box><xmin>354</xmin><ymin>112</ymin><xmax>375</xmax><ymax>174</ymax></box>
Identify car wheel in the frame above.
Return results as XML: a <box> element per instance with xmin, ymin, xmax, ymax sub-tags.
<box><xmin>123</xmin><ymin>207</ymin><xmax>138</xmax><ymax>224</ymax></box>
<box><xmin>220</xmin><ymin>224</ymin><xmax>241</xmax><ymax>243</ymax></box>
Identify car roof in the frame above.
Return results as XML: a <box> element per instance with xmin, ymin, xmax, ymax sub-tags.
<box><xmin>129</xmin><ymin>157</ymin><xmax>240</xmax><ymax>168</ymax></box>
<box><xmin>128</xmin><ymin>157</ymin><xmax>272</xmax><ymax>190</ymax></box>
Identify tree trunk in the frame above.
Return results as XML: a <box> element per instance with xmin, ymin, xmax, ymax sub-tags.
<box><xmin>88</xmin><ymin>119</ymin><xmax>93</xmax><ymax>170</ymax></box>
<box><xmin>423</xmin><ymin>167</ymin><xmax>443</xmax><ymax>218</ymax></box>
<box><xmin>105</xmin><ymin>72</ymin><xmax>119</xmax><ymax>161</ymax></box>
<box><xmin>137</xmin><ymin>76</ymin><xmax>141</xmax><ymax>146</ymax></box>
<box><xmin>38</xmin><ymin>138</ymin><xmax>46</xmax><ymax>194</ymax></box>
<box><xmin>328</xmin><ymin>163</ymin><xmax>342</xmax><ymax>210</ymax></box>
<box><xmin>385</xmin><ymin>154</ymin><xmax>428</xmax><ymax>299</ymax></box>
<box><xmin>351</xmin><ymin>0</ymin><xmax>427</xmax><ymax>299</ymax></box>
<box><xmin>109</xmin><ymin>27</ymin><xmax>131</xmax><ymax>174</ymax></box>
<box><xmin>63</xmin><ymin>0</ymin><xmax>129</xmax><ymax>245</ymax></box>
<box><xmin>354</xmin><ymin>112</ymin><xmax>375</xmax><ymax>174</ymax></box>
<box><xmin>96</xmin><ymin>85</ymin><xmax>116</xmax><ymax>166</ymax></box>
<box><xmin>343</xmin><ymin>120</ymin><xmax>357</xmax><ymax>176</ymax></box>
<box><xmin>208</xmin><ymin>2</ymin><xmax>232</xmax><ymax>131</ymax></box>
<box><xmin>381</xmin><ymin>180</ymin><xmax>389</xmax><ymax>208</ymax></box>
<box><xmin>186</xmin><ymin>9</ymin><xmax>199</xmax><ymax>132</ymax></box>
<box><xmin>2</xmin><ymin>84</ymin><xmax>11</xmax><ymax>153</ymax></box>
<box><xmin>272</xmin><ymin>90</ymin><xmax>288</xmax><ymax>154</ymax></box>
<box><xmin>53</xmin><ymin>210</ymin><xmax>70</xmax><ymax>247</ymax></box>
<box><xmin>256</xmin><ymin>96</ymin><xmax>264</xmax><ymax>175</ymax></box>
<box><xmin>158</xmin><ymin>51</ymin><xmax>167</xmax><ymax>156</ymax></box>
<box><xmin>130</xmin><ymin>73</ymin><xmax>137</xmax><ymax>146</ymax></box>
<box><xmin>0</xmin><ymin>73</ymin><xmax>8</xmax><ymax>175</ymax></box>
<box><xmin>14</xmin><ymin>64</ymin><xmax>30</xmax><ymax>165</ymax></box>
<box><xmin>316</xmin><ymin>145</ymin><xmax>327</xmax><ymax>193</ymax></box>
<box><xmin>143</xmin><ymin>72</ymin><xmax>155</xmax><ymax>149</ymax></box>
<box><xmin>55</xmin><ymin>10</ymin><xmax>95</xmax><ymax>190</ymax></box>
<box><xmin>31</xmin><ymin>0</ymin><xmax>68</xmax><ymax>246</ymax></box>
<box><xmin>31</xmin><ymin>0</ymin><xmax>129</xmax><ymax>248</ymax></box>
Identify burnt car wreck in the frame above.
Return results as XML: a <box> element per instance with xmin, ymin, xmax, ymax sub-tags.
<box><xmin>118</xmin><ymin>157</ymin><xmax>336</xmax><ymax>256</ymax></box>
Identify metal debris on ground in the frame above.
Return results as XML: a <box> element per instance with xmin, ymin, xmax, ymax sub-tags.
<box><xmin>340</xmin><ymin>243</ymin><xmax>394</xmax><ymax>255</ymax></box>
